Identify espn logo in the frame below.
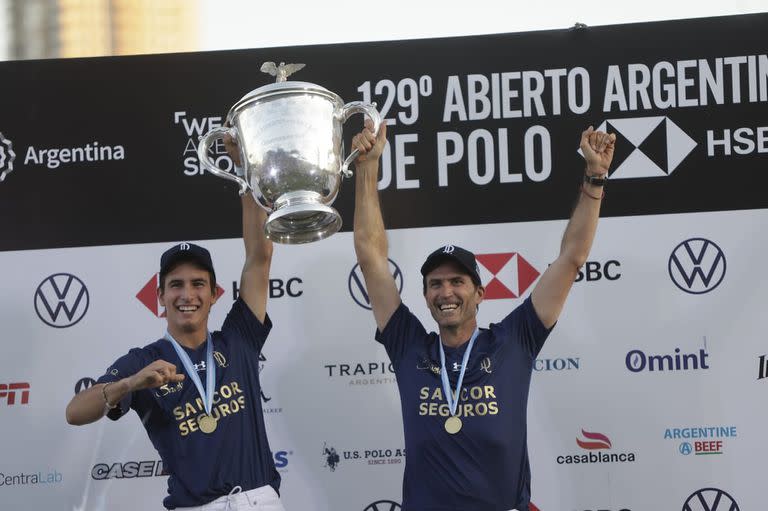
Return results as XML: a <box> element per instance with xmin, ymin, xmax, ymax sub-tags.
<box><xmin>0</xmin><ymin>382</ymin><xmax>30</xmax><ymax>405</ymax></box>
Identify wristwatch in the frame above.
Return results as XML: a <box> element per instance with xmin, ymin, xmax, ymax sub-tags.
<box><xmin>583</xmin><ymin>173</ymin><xmax>608</xmax><ymax>187</ymax></box>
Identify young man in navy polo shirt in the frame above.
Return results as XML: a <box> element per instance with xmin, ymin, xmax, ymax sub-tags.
<box><xmin>65</xmin><ymin>195</ymin><xmax>285</xmax><ymax>510</ymax></box>
<box><xmin>351</xmin><ymin>122</ymin><xmax>616</xmax><ymax>510</ymax></box>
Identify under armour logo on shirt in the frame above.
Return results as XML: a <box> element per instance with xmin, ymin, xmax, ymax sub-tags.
<box><xmin>193</xmin><ymin>361</ymin><xmax>206</xmax><ymax>372</ymax></box>
<box><xmin>443</xmin><ymin>245</ymin><xmax>455</xmax><ymax>254</ymax></box>
<box><xmin>452</xmin><ymin>361</ymin><xmax>463</xmax><ymax>372</ymax></box>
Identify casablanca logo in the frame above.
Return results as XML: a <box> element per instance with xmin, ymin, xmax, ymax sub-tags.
<box><xmin>556</xmin><ymin>429</ymin><xmax>636</xmax><ymax>464</ymax></box>
<box><xmin>136</xmin><ymin>273</ymin><xmax>225</xmax><ymax>317</ymax></box>
<box><xmin>476</xmin><ymin>252</ymin><xmax>540</xmax><ymax>300</ymax></box>
<box><xmin>0</xmin><ymin>131</ymin><xmax>17</xmax><ymax>182</ymax></box>
<box><xmin>576</xmin><ymin>430</ymin><xmax>611</xmax><ymax>450</ymax></box>
<box><xmin>578</xmin><ymin>117</ymin><xmax>696</xmax><ymax>179</ymax></box>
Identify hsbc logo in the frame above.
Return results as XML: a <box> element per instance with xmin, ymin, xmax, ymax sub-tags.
<box><xmin>668</xmin><ymin>238</ymin><xmax>726</xmax><ymax>294</ymax></box>
<box><xmin>0</xmin><ymin>131</ymin><xmax>16</xmax><ymax>182</ymax></box>
<box><xmin>34</xmin><ymin>273</ymin><xmax>89</xmax><ymax>328</ymax></box>
<box><xmin>0</xmin><ymin>382</ymin><xmax>30</xmax><ymax>405</ymax></box>
<box><xmin>136</xmin><ymin>273</ymin><xmax>225</xmax><ymax>317</ymax></box>
<box><xmin>579</xmin><ymin>117</ymin><xmax>696</xmax><ymax>179</ymax></box>
<box><xmin>682</xmin><ymin>488</ymin><xmax>739</xmax><ymax>511</ymax></box>
<box><xmin>349</xmin><ymin>259</ymin><xmax>403</xmax><ymax>310</ymax></box>
<box><xmin>476</xmin><ymin>252</ymin><xmax>540</xmax><ymax>300</ymax></box>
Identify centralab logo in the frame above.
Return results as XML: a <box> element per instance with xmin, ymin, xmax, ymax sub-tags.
<box><xmin>578</xmin><ymin>117</ymin><xmax>696</xmax><ymax>179</ymax></box>
<box><xmin>34</xmin><ymin>273</ymin><xmax>89</xmax><ymax>328</ymax></box>
<box><xmin>476</xmin><ymin>252</ymin><xmax>540</xmax><ymax>300</ymax></box>
<box><xmin>556</xmin><ymin>429</ymin><xmax>636</xmax><ymax>465</ymax></box>
<box><xmin>0</xmin><ymin>131</ymin><xmax>17</xmax><ymax>182</ymax></box>
<box><xmin>349</xmin><ymin>259</ymin><xmax>403</xmax><ymax>310</ymax></box>
<box><xmin>664</xmin><ymin>426</ymin><xmax>737</xmax><ymax>456</ymax></box>
<box><xmin>668</xmin><ymin>238</ymin><xmax>726</xmax><ymax>294</ymax></box>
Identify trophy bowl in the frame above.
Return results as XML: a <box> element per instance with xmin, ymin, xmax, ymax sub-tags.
<box><xmin>197</xmin><ymin>64</ymin><xmax>381</xmax><ymax>244</ymax></box>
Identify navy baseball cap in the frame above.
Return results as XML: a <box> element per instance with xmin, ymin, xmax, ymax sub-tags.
<box><xmin>420</xmin><ymin>245</ymin><xmax>482</xmax><ymax>287</ymax></box>
<box><xmin>159</xmin><ymin>242</ymin><xmax>216</xmax><ymax>284</ymax></box>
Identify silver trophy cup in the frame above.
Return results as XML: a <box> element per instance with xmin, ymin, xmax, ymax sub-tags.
<box><xmin>197</xmin><ymin>62</ymin><xmax>381</xmax><ymax>244</ymax></box>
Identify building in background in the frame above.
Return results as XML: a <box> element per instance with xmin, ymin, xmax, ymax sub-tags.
<box><xmin>1</xmin><ymin>0</ymin><xmax>198</xmax><ymax>61</ymax></box>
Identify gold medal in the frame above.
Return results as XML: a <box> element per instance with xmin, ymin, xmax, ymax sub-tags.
<box><xmin>198</xmin><ymin>414</ymin><xmax>217</xmax><ymax>434</ymax></box>
<box><xmin>445</xmin><ymin>416</ymin><xmax>462</xmax><ymax>434</ymax></box>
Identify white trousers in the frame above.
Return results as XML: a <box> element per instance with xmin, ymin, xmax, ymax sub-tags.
<box><xmin>177</xmin><ymin>485</ymin><xmax>285</xmax><ymax>511</ymax></box>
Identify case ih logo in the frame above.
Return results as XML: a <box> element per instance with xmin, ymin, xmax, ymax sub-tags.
<box><xmin>476</xmin><ymin>252</ymin><xmax>540</xmax><ymax>300</ymax></box>
<box><xmin>136</xmin><ymin>274</ymin><xmax>225</xmax><ymax>317</ymax></box>
<box><xmin>579</xmin><ymin>117</ymin><xmax>696</xmax><ymax>179</ymax></box>
<box><xmin>0</xmin><ymin>131</ymin><xmax>16</xmax><ymax>182</ymax></box>
<box><xmin>0</xmin><ymin>382</ymin><xmax>30</xmax><ymax>405</ymax></box>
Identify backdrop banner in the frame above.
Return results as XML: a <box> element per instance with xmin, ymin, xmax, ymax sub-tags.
<box><xmin>0</xmin><ymin>12</ymin><xmax>765</xmax><ymax>511</ymax></box>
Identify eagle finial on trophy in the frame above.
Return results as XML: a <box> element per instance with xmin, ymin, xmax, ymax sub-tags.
<box><xmin>260</xmin><ymin>61</ymin><xmax>305</xmax><ymax>82</ymax></box>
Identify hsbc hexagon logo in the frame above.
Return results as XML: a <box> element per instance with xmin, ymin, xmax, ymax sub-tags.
<box><xmin>136</xmin><ymin>274</ymin><xmax>225</xmax><ymax>317</ymax></box>
<box><xmin>476</xmin><ymin>252</ymin><xmax>540</xmax><ymax>300</ymax></box>
<box><xmin>0</xmin><ymin>131</ymin><xmax>16</xmax><ymax>182</ymax></box>
<box><xmin>578</xmin><ymin>117</ymin><xmax>696</xmax><ymax>179</ymax></box>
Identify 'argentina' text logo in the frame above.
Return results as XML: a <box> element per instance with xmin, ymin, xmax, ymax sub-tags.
<box><xmin>668</xmin><ymin>238</ymin><xmax>726</xmax><ymax>294</ymax></box>
<box><xmin>34</xmin><ymin>273</ymin><xmax>90</xmax><ymax>328</ymax></box>
<box><xmin>348</xmin><ymin>259</ymin><xmax>403</xmax><ymax>310</ymax></box>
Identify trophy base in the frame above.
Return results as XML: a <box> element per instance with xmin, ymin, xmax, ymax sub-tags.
<box><xmin>265</xmin><ymin>202</ymin><xmax>342</xmax><ymax>244</ymax></box>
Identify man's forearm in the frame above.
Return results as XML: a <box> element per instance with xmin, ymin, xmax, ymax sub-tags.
<box><xmin>66</xmin><ymin>378</ymin><xmax>132</xmax><ymax>426</ymax></box>
<box><xmin>559</xmin><ymin>180</ymin><xmax>603</xmax><ymax>267</ymax></box>
<box><xmin>241</xmin><ymin>195</ymin><xmax>271</xmax><ymax>264</ymax></box>
<box><xmin>353</xmin><ymin>161</ymin><xmax>388</xmax><ymax>264</ymax></box>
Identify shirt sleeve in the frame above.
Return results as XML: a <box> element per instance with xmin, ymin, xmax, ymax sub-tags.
<box><xmin>220</xmin><ymin>298</ymin><xmax>272</xmax><ymax>352</ymax></box>
<box><xmin>95</xmin><ymin>349</ymin><xmax>146</xmax><ymax>421</ymax></box>
<box><xmin>497</xmin><ymin>296</ymin><xmax>554</xmax><ymax>358</ymax></box>
<box><xmin>374</xmin><ymin>302</ymin><xmax>428</xmax><ymax>365</ymax></box>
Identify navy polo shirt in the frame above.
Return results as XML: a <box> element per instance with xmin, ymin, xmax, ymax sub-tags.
<box><xmin>376</xmin><ymin>296</ymin><xmax>551</xmax><ymax>511</ymax></box>
<box><xmin>97</xmin><ymin>298</ymin><xmax>279</xmax><ymax>509</ymax></box>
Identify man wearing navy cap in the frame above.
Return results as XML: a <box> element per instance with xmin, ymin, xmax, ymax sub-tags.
<box><xmin>351</xmin><ymin>122</ymin><xmax>616</xmax><ymax>510</ymax></box>
<box><xmin>65</xmin><ymin>195</ymin><xmax>285</xmax><ymax>510</ymax></box>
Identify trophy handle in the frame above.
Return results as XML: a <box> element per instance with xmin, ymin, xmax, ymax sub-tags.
<box><xmin>339</xmin><ymin>101</ymin><xmax>381</xmax><ymax>178</ymax></box>
<box><xmin>197</xmin><ymin>126</ymin><xmax>251</xmax><ymax>195</ymax></box>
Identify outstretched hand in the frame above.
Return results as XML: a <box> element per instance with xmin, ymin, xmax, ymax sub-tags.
<box><xmin>128</xmin><ymin>360</ymin><xmax>185</xmax><ymax>392</ymax></box>
<box><xmin>580</xmin><ymin>126</ymin><xmax>616</xmax><ymax>176</ymax></box>
<box><xmin>352</xmin><ymin>119</ymin><xmax>387</xmax><ymax>165</ymax></box>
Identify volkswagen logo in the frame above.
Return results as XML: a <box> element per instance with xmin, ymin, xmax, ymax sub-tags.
<box><xmin>668</xmin><ymin>238</ymin><xmax>726</xmax><ymax>294</ymax></box>
<box><xmin>74</xmin><ymin>377</ymin><xmax>96</xmax><ymax>394</ymax></box>
<box><xmin>348</xmin><ymin>259</ymin><xmax>403</xmax><ymax>310</ymax></box>
<box><xmin>363</xmin><ymin>501</ymin><xmax>401</xmax><ymax>511</ymax></box>
<box><xmin>34</xmin><ymin>273</ymin><xmax>90</xmax><ymax>328</ymax></box>
<box><xmin>682</xmin><ymin>488</ymin><xmax>739</xmax><ymax>511</ymax></box>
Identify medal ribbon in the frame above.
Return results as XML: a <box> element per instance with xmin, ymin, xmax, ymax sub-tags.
<box><xmin>438</xmin><ymin>328</ymin><xmax>480</xmax><ymax>417</ymax></box>
<box><xmin>165</xmin><ymin>331</ymin><xmax>215</xmax><ymax>416</ymax></box>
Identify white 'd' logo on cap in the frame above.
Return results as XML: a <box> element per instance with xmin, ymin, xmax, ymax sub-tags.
<box><xmin>443</xmin><ymin>245</ymin><xmax>455</xmax><ymax>254</ymax></box>
<box><xmin>179</xmin><ymin>242</ymin><xmax>191</xmax><ymax>250</ymax></box>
